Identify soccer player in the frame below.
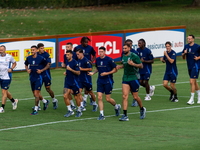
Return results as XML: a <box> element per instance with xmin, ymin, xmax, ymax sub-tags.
<box><xmin>25</xmin><ymin>45</ymin><xmax>50</xmax><ymax>115</ymax></box>
<box><xmin>182</xmin><ymin>35</ymin><xmax>200</xmax><ymax>105</ymax></box>
<box><xmin>88</xmin><ymin>46</ymin><xmax>121</xmax><ymax>120</ymax></box>
<box><xmin>117</xmin><ymin>44</ymin><xmax>146</xmax><ymax>121</ymax></box>
<box><xmin>63</xmin><ymin>50</ymin><xmax>82</xmax><ymax>117</ymax></box>
<box><xmin>137</xmin><ymin>39</ymin><xmax>155</xmax><ymax>101</ymax></box>
<box><xmin>74</xmin><ymin>36</ymin><xmax>96</xmax><ymax>106</ymax></box>
<box><xmin>37</xmin><ymin>43</ymin><xmax>58</xmax><ymax>109</ymax></box>
<box><xmin>160</xmin><ymin>42</ymin><xmax>178</xmax><ymax>102</ymax></box>
<box><xmin>76</xmin><ymin>48</ymin><xmax>98</xmax><ymax>112</ymax></box>
<box><xmin>0</xmin><ymin>45</ymin><xmax>18</xmax><ymax>113</ymax></box>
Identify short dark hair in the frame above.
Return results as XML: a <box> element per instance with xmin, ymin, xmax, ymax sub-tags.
<box><xmin>99</xmin><ymin>46</ymin><xmax>106</xmax><ymax>51</ymax></box>
<box><xmin>139</xmin><ymin>38</ymin><xmax>146</xmax><ymax>46</ymax></box>
<box><xmin>165</xmin><ymin>41</ymin><xmax>171</xmax><ymax>46</ymax></box>
<box><xmin>76</xmin><ymin>48</ymin><xmax>83</xmax><ymax>53</ymax></box>
<box><xmin>66</xmin><ymin>42</ymin><xmax>73</xmax><ymax>46</ymax></box>
<box><xmin>81</xmin><ymin>36</ymin><xmax>91</xmax><ymax>43</ymax></box>
<box><xmin>37</xmin><ymin>43</ymin><xmax>44</xmax><ymax>48</ymax></box>
<box><xmin>189</xmin><ymin>34</ymin><xmax>195</xmax><ymax>39</ymax></box>
<box><xmin>123</xmin><ymin>43</ymin><xmax>131</xmax><ymax>48</ymax></box>
<box><xmin>125</xmin><ymin>39</ymin><xmax>133</xmax><ymax>43</ymax></box>
<box><xmin>31</xmin><ymin>45</ymin><xmax>38</xmax><ymax>49</ymax></box>
<box><xmin>0</xmin><ymin>45</ymin><xmax>6</xmax><ymax>50</ymax></box>
<box><xmin>66</xmin><ymin>50</ymin><xmax>73</xmax><ymax>54</ymax></box>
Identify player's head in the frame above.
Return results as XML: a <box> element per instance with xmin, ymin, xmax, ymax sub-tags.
<box><xmin>165</xmin><ymin>41</ymin><xmax>172</xmax><ymax>52</ymax></box>
<box><xmin>81</xmin><ymin>36</ymin><xmax>91</xmax><ymax>47</ymax></box>
<box><xmin>66</xmin><ymin>50</ymin><xmax>73</xmax><ymax>61</ymax></box>
<box><xmin>125</xmin><ymin>39</ymin><xmax>133</xmax><ymax>48</ymax></box>
<box><xmin>66</xmin><ymin>42</ymin><xmax>73</xmax><ymax>51</ymax></box>
<box><xmin>31</xmin><ymin>45</ymin><xmax>38</xmax><ymax>56</ymax></box>
<box><xmin>99</xmin><ymin>46</ymin><xmax>106</xmax><ymax>58</ymax></box>
<box><xmin>187</xmin><ymin>34</ymin><xmax>195</xmax><ymax>44</ymax></box>
<box><xmin>138</xmin><ymin>39</ymin><xmax>146</xmax><ymax>48</ymax></box>
<box><xmin>123</xmin><ymin>43</ymin><xmax>131</xmax><ymax>55</ymax></box>
<box><xmin>37</xmin><ymin>43</ymin><xmax>44</xmax><ymax>53</ymax></box>
<box><xmin>0</xmin><ymin>45</ymin><xmax>6</xmax><ymax>55</ymax></box>
<box><xmin>76</xmin><ymin>48</ymin><xmax>84</xmax><ymax>60</ymax></box>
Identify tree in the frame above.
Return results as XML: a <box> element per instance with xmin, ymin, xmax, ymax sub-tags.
<box><xmin>192</xmin><ymin>0</ymin><xmax>200</xmax><ymax>6</ymax></box>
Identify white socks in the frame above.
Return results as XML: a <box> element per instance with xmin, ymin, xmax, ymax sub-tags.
<box><xmin>100</xmin><ymin>110</ymin><xmax>104</xmax><ymax>116</ymax></box>
<box><xmin>191</xmin><ymin>93</ymin><xmax>195</xmax><ymax>100</ymax></box>
<box><xmin>67</xmin><ymin>105</ymin><xmax>72</xmax><ymax>111</ymax></box>
<box><xmin>34</xmin><ymin>106</ymin><xmax>38</xmax><ymax>111</ymax></box>
<box><xmin>42</xmin><ymin>98</ymin><xmax>47</xmax><ymax>103</ymax></box>
<box><xmin>83</xmin><ymin>94</ymin><xmax>88</xmax><ymax>102</ymax></box>
<box><xmin>114</xmin><ymin>104</ymin><xmax>118</xmax><ymax>109</ymax></box>
<box><xmin>52</xmin><ymin>97</ymin><xmax>57</xmax><ymax>102</ymax></box>
<box><xmin>70</xmin><ymin>99</ymin><xmax>75</xmax><ymax>106</ymax></box>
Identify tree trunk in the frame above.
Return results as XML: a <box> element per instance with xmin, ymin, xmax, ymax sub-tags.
<box><xmin>192</xmin><ymin>0</ymin><xmax>200</xmax><ymax>6</ymax></box>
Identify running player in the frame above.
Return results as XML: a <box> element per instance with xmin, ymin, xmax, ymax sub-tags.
<box><xmin>74</xmin><ymin>37</ymin><xmax>96</xmax><ymax>106</ymax></box>
<box><xmin>117</xmin><ymin>44</ymin><xmax>146</xmax><ymax>121</ymax></box>
<box><xmin>137</xmin><ymin>39</ymin><xmax>155</xmax><ymax>101</ymax></box>
<box><xmin>88</xmin><ymin>46</ymin><xmax>121</xmax><ymax>120</ymax></box>
<box><xmin>0</xmin><ymin>45</ymin><xmax>18</xmax><ymax>113</ymax></box>
<box><xmin>160</xmin><ymin>41</ymin><xmax>178</xmax><ymax>102</ymax></box>
<box><xmin>63</xmin><ymin>50</ymin><xmax>82</xmax><ymax>117</ymax></box>
<box><xmin>76</xmin><ymin>48</ymin><xmax>98</xmax><ymax>112</ymax></box>
<box><xmin>25</xmin><ymin>45</ymin><xmax>50</xmax><ymax>115</ymax></box>
<box><xmin>182</xmin><ymin>35</ymin><xmax>200</xmax><ymax>104</ymax></box>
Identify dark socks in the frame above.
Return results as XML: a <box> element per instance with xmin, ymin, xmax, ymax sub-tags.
<box><xmin>10</xmin><ymin>98</ymin><xmax>15</xmax><ymax>103</ymax></box>
<box><xmin>140</xmin><ymin>107</ymin><xmax>144</xmax><ymax>111</ymax></box>
<box><xmin>174</xmin><ymin>94</ymin><xmax>177</xmax><ymax>98</ymax></box>
<box><xmin>1</xmin><ymin>104</ymin><xmax>5</xmax><ymax>109</ymax></box>
<box><xmin>123</xmin><ymin>110</ymin><xmax>127</xmax><ymax>116</ymax></box>
<box><xmin>170</xmin><ymin>89</ymin><xmax>174</xmax><ymax>94</ymax></box>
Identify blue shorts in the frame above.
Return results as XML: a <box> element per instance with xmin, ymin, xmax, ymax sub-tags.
<box><xmin>163</xmin><ymin>73</ymin><xmax>177</xmax><ymax>83</ymax></box>
<box><xmin>140</xmin><ymin>73</ymin><xmax>151</xmax><ymax>81</ymax></box>
<box><xmin>0</xmin><ymin>79</ymin><xmax>11</xmax><ymax>90</ymax></box>
<box><xmin>79</xmin><ymin>81</ymin><xmax>92</xmax><ymax>91</ymax></box>
<box><xmin>122</xmin><ymin>80</ymin><xmax>140</xmax><ymax>92</ymax></box>
<box><xmin>64</xmin><ymin>78</ymin><xmax>79</xmax><ymax>95</ymax></box>
<box><xmin>31</xmin><ymin>79</ymin><xmax>42</xmax><ymax>91</ymax></box>
<box><xmin>97</xmin><ymin>81</ymin><xmax>113</xmax><ymax>95</ymax></box>
<box><xmin>42</xmin><ymin>75</ymin><xmax>51</xmax><ymax>87</ymax></box>
<box><xmin>188</xmin><ymin>68</ymin><xmax>199</xmax><ymax>79</ymax></box>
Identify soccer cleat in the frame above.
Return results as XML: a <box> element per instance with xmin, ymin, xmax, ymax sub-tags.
<box><xmin>43</xmin><ymin>100</ymin><xmax>50</xmax><ymax>110</ymax></box>
<box><xmin>32</xmin><ymin>106</ymin><xmax>41</xmax><ymax>111</ymax></box>
<box><xmin>0</xmin><ymin>107</ymin><xmax>5</xmax><ymax>113</ymax></box>
<box><xmin>144</xmin><ymin>96</ymin><xmax>151</xmax><ymax>101</ymax></box>
<box><xmin>140</xmin><ymin>107</ymin><xmax>146</xmax><ymax>119</ymax></box>
<box><xmin>90</xmin><ymin>97</ymin><xmax>93</xmax><ymax>105</ymax></box>
<box><xmin>75</xmin><ymin>111</ymin><xmax>82</xmax><ymax>117</ymax></box>
<box><xmin>64</xmin><ymin>111</ymin><xmax>74</xmax><ymax>117</ymax></box>
<box><xmin>150</xmin><ymin>86</ymin><xmax>155</xmax><ymax>96</ymax></box>
<box><xmin>83</xmin><ymin>100</ymin><xmax>87</xmax><ymax>107</ymax></box>
<box><xmin>131</xmin><ymin>99</ymin><xmax>138</xmax><ymax>107</ymax></box>
<box><xmin>92</xmin><ymin>104</ymin><xmax>98</xmax><ymax>112</ymax></box>
<box><xmin>53</xmin><ymin>99</ymin><xmax>58</xmax><ymax>109</ymax></box>
<box><xmin>97</xmin><ymin>114</ymin><xmax>105</xmax><ymax>120</ymax></box>
<box><xmin>81</xmin><ymin>106</ymin><xmax>86</xmax><ymax>111</ymax></box>
<box><xmin>115</xmin><ymin>104</ymin><xmax>121</xmax><ymax>116</ymax></box>
<box><xmin>30</xmin><ymin>110</ymin><xmax>38</xmax><ymax>115</ymax></box>
<box><xmin>71</xmin><ymin>105</ymin><xmax>76</xmax><ymax>110</ymax></box>
<box><xmin>119</xmin><ymin>114</ymin><xmax>129</xmax><ymax>121</ymax></box>
<box><xmin>12</xmin><ymin>99</ymin><xmax>18</xmax><ymax>110</ymax></box>
<box><xmin>171</xmin><ymin>97</ymin><xmax>178</xmax><ymax>102</ymax></box>
<box><xmin>187</xmin><ymin>98</ymin><xmax>194</xmax><ymax>105</ymax></box>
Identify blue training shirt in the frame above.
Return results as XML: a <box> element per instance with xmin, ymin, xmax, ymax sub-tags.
<box><xmin>121</xmin><ymin>48</ymin><xmax>139</xmax><ymax>60</ymax></box>
<box><xmin>95</xmin><ymin>56</ymin><xmax>117</xmax><ymax>84</ymax></box>
<box><xmin>137</xmin><ymin>47</ymin><xmax>154</xmax><ymax>74</ymax></box>
<box><xmin>78</xmin><ymin>57</ymin><xmax>92</xmax><ymax>83</ymax></box>
<box><xmin>74</xmin><ymin>45</ymin><xmax>96</xmax><ymax>61</ymax></box>
<box><xmin>182</xmin><ymin>43</ymin><xmax>200</xmax><ymax>70</ymax></box>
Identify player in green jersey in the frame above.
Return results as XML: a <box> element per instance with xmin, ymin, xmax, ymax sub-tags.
<box><xmin>117</xmin><ymin>44</ymin><xmax>146</xmax><ymax>121</ymax></box>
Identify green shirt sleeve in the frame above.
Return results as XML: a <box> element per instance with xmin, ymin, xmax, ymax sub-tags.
<box><xmin>131</xmin><ymin>53</ymin><xmax>141</xmax><ymax>64</ymax></box>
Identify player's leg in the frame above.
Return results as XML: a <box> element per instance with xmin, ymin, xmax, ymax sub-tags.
<box><xmin>170</xmin><ymin>82</ymin><xmax>178</xmax><ymax>102</ymax></box>
<box><xmin>0</xmin><ymin>89</ymin><xmax>8</xmax><ymax>113</ymax></box>
<box><xmin>63</xmin><ymin>88</ymin><xmax>74</xmax><ymax>117</ymax></box>
<box><xmin>163</xmin><ymin>79</ymin><xmax>174</xmax><ymax>101</ymax></box>
<box><xmin>195</xmin><ymin>80</ymin><xmax>200</xmax><ymax>104</ymax></box>
<box><xmin>88</xmin><ymin>90</ymin><xmax>98</xmax><ymax>112</ymax></box>
<box><xmin>71</xmin><ymin>84</ymin><xmax>82</xmax><ymax>117</ymax></box>
<box><xmin>144</xmin><ymin>80</ymin><xmax>151</xmax><ymax>100</ymax></box>
<box><xmin>97</xmin><ymin>92</ymin><xmax>105</xmax><ymax>120</ymax></box>
<box><xmin>69</xmin><ymin>93</ymin><xmax>76</xmax><ymax>110</ymax></box>
<box><xmin>7</xmin><ymin>91</ymin><xmax>18</xmax><ymax>110</ymax></box>
<box><xmin>45</xmin><ymin>85</ymin><xmax>58</xmax><ymax>109</ymax></box>
<box><xmin>79</xmin><ymin>88</ymin><xmax>86</xmax><ymax>111</ymax></box>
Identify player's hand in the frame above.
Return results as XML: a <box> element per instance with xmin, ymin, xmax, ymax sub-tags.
<box><xmin>141</xmin><ymin>58</ymin><xmax>144</xmax><ymax>62</ymax></box>
<box><xmin>88</xmin><ymin>72</ymin><xmax>94</xmax><ymax>76</ymax></box>
<box><xmin>89</xmin><ymin>61</ymin><xmax>93</xmax><ymax>65</ymax></box>
<box><xmin>63</xmin><ymin>72</ymin><xmax>66</xmax><ymax>76</ymax></box>
<box><xmin>61</xmin><ymin>62</ymin><xmax>65</xmax><ymax>68</ymax></box>
<box><xmin>27</xmin><ymin>69</ymin><xmax>31</xmax><ymax>74</ymax></box>
<box><xmin>116</xmin><ymin>65</ymin><xmax>121</xmax><ymax>70</ymax></box>
<box><xmin>100</xmin><ymin>72</ymin><xmax>108</xmax><ymax>76</ymax></box>
<box><xmin>160</xmin><ymin>57</ymin><xmax>163</xmax><ymax>61</ymax></box>
<box><xmin>164</xmin><ymin>51</ymin><xmax>167</xmax><ymax>56</ymax></box>
<box><xmin>184</xmin><ymin>49</ymin><xmax>187</xmax><ymax>54</ymax></box>
<box><xmin>8</xmin><ymin>68</ymin><xmax>13</xmax><ymax>73</ymax></box>
<box><xmin>194</xmin><ymin>56</ymin><xmax>199</xmax><ymax>61</ymax></box>
<box><xmin>37</xmin><ymin>69</ymin><xmax>42</xmax><ymax>74</ymax></box>
<box><xmin>128</xmin><ymin>60</ymin><xmax>135</xmax><ymax>66</ymax></box>
<box><xmin>67</xmin><ymin>65</ymin><xmax>72</xmax><ymax>71</ymax></box>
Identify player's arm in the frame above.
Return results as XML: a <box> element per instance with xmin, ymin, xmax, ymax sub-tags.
<box><xmin>25</xmin><ymin>65</ymin><xmax>31</xmax><ymax>74</ymax></box>
<box><xmin>61</xmin><ymin>62</ymin><xmax>66</xmax><ymax>68</ymax></box>
<box><xmin>67</xmin><ymin>65</ymin><xmax>80</xmax><ymax>75</ymax></box>
<box><xmin>90</xmin><ymin>48</ymin><xmax>96</xmax><ymax>64</ymax></box>
<box><xmin>160</xmin><ymin>57</ymin><xmax>165</xmax><ymax>63</ymax></box>
<box><xmin>88</xmin><ymin>68</ymin><xmax>98</xmax><ymax>76</ymax></box>
<box><xmin>116</xmin><ymin>64</ymin><xmax>124</xmax><ymax>70</ymax></box>
<box><xmin>100</xmin><ymin>67</ymin><xmax>117</xmax><ymax>76</ymax></box>
<box><xmin>128</xmin><ymin>60</ymin><xmax>143</xmax><ymax>69</ymax></box>
<box><xmin>8</xmin><ymin>62</ymin><xmax>16</xmax><ymax>73</ymax></box>
<box><xmin>41</xmin><ymin>63</ymin><xmax>51</xmax><ymax>72</ymax></box>
<box><xmin>182</xmin><ymin>48</ymin><xmax>187</xmax><ymax>59</ymax></box>
<box><xmin>141</xmin><ymin>58</ymin><xmax>154</xmax><ymax>64</ymax></box>
<box><xmin>80</xmin><ymin>67</ymin><xmax>92</xmax><ymax>72</ymax></box>
<box><xmin>164</xmin><ymin>51</ymin><xmax>174</xmax><ymax>64</ymax></box>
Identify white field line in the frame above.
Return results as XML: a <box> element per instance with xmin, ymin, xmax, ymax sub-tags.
<box><xmin>0</xmin><ymin>105</ymin><xmax>200</xmax><ymax>132</ymax></box>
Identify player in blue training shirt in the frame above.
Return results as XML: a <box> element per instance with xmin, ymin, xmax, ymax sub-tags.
<box><xmin>74</xmin><ymin>37</ymin><xmax>96</xmax><ymax>106</ymax></box>
<box><xmin>160</xmin><ymin>42</ymin><xmax>178</xmax><ymax>102</ymax></box>
<box><xmin>88</xmin><ymin>46</ymin><xmax>121</xmax><ymax>120</ymax></box>
<box><xmin>76</xmin><ymin>48</ymin><xmax>98</xmax><ymax>112</ymax></box>
<box><xmin>137</xmin><ymin>39</ymin><xmax>155</xmax><ymax>101</ymax></box>
<box><xmin>25</xmin><ymin>45</ymin><xmax>50</xmax><ymax>115</ymax></box>
<box><xmin>182</xmin><ymin>35</ymin><xmax>200</xmax><ymax>105</ymax></box>
<box><xmin>63</xmin><ymin>50</ymin><xmax>82</xmax><ymax>118</ymax></box>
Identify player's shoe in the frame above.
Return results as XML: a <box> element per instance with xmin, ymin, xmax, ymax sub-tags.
<box><xmin>131</xmin><ymin>99</ymin><xmax>138</xmax><ymax>107</ymax></box>
<box><xmin>187</xmin><ymin>98</ymin><xmax>194</xmax><ymax>105</ymax></box>
<box><xmin>144</xmin><ymin>96</ymin><xmax>151</xmax><ymax>101</ymax></box>
<box><xmin>81</xmin><ymin>106</ymin><xmax>86</xmax><ymax>111</ymax></box>
<box><xmin>140</xmin><ymin>107</ymin><xmax>146</xmax><ymax>119</ymax></box>
<box><xmin>92</xmin><ymin>104</ymin><xmax>98</xmax><ymax>112</ymax></box>
<box><xmin>0</xmin><ymin>107</ymin><xmax>5</xmax><ymax>113</ymax></box>
<box><xmin>169</xmin><ymin>93</ymin><xmax>174</xmax><ymax>100</ymax></box>
<box><xmin>90</xmin><ymin>97</ymin><xmax>93</xmax><ymax>105</ymax></box>
<box><xmin>64</xmin><ymin>111</ymin><xmax>74</xmax><ymax>117</ymax></box>
<box><xmin>30</xmin><ymin>110</ymin><xmax>38</xmax><ymax>115</ymax></box>
<box><xmin>83</xmin><ymin>100</ymin><xmax>87</xmax><ymax>107</ymax></box>
<box><xmin>115</xmin><ymin>104</ymin><xmax>121</xmax><ymax>116</ymax></box>
<box><xmin>32</xmin><ymin>106</ymin><xmax>41</xmax><ymax>111</ymax></box>
<box><xmin>12</xmin><ymin>99</ymin><xmax>18</xmax><ymax>110</ymax></box>
<box><xmin>119</xmin><ymin>114</ymin><xmax>129</xmax><ymax>121</ymax></box>
<box><xmin>71</xmin><ymin>105</ymin><xmax>76</xmax><ymax>110</ymax></box>
<box><xmin>171</xmin><ymin>97</ymin><xmax>178</xmax><ymax>102</ymax></box>
<box><xmin>97</xmin><ymin>114</ymin><xmax>105</xmax><ymax>120</ymax></box>
<box><xmin>53</xmin><ymin>99</ymin><xmax>58</xmax><ymax>109</ymax></box>
<box><xmin>150</xmin><ymin>86</ymin><xmax>155</xmax><ymax>96</ymax></box>
<box><xmin>75</xmin><ymin>111</ymin><xmax>82</xmax><ymax>117</ymax></box>
<box><xmin>43</xmin><ymin>100</ymin><xmax>50</xmax><ymax>110</ymax></box>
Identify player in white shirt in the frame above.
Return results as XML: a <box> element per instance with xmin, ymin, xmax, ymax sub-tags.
<box><xmin>0</xmin><ymin>45</ymin><xmax>18</xmax><ymax>113</ymax></box>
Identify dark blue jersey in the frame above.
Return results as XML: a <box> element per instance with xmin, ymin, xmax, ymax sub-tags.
<box><xmin>95</xmin><ymin>56</ymin><xmax>117</xmax><ymax>84</ymax></box>
<box><xmin>163</xmin><ymin>49</ymin><xmax>178</xmax><ymax>76</ymax></box>
<box><xmin>72</xmin><ymin>51</ymin><xmax>78</xmax><ymax>61</ymax></box>
<box><xmin>182</xmin><ymin>43</ymin><xmax>200</xmax><ymax>70</ymax></box>
<box><xmin>24</xmin><ymin>55</ymin><xmax>46</xmax><ymax>82</ymax></box>
<box><xmin>64</xmin><ymin>57</ymin><xmax>80</xmax><ymax>85</ymax></box>
<box><xmin>78</xmin><ymin>57</ymin><xmax>92</xmax><ymax>83</ymax></box>
<box><xmin>37</xmin><ymin>51</ymin><xmax>51</xmax><ymax>78</ymax></box>
<box><xmin>137</xmin><ymin>47</ymin><xmax>154</xmax><ymax>74</ymax></box>
<box><xmin>121</xmin><ymin>48</ymin><xmax>139</xmax><ymax>60</ymax></box>
<box><xmin>74</xmin><ymin>45</ymin><xmax>96</xmax><ymax>61</ymax></box>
